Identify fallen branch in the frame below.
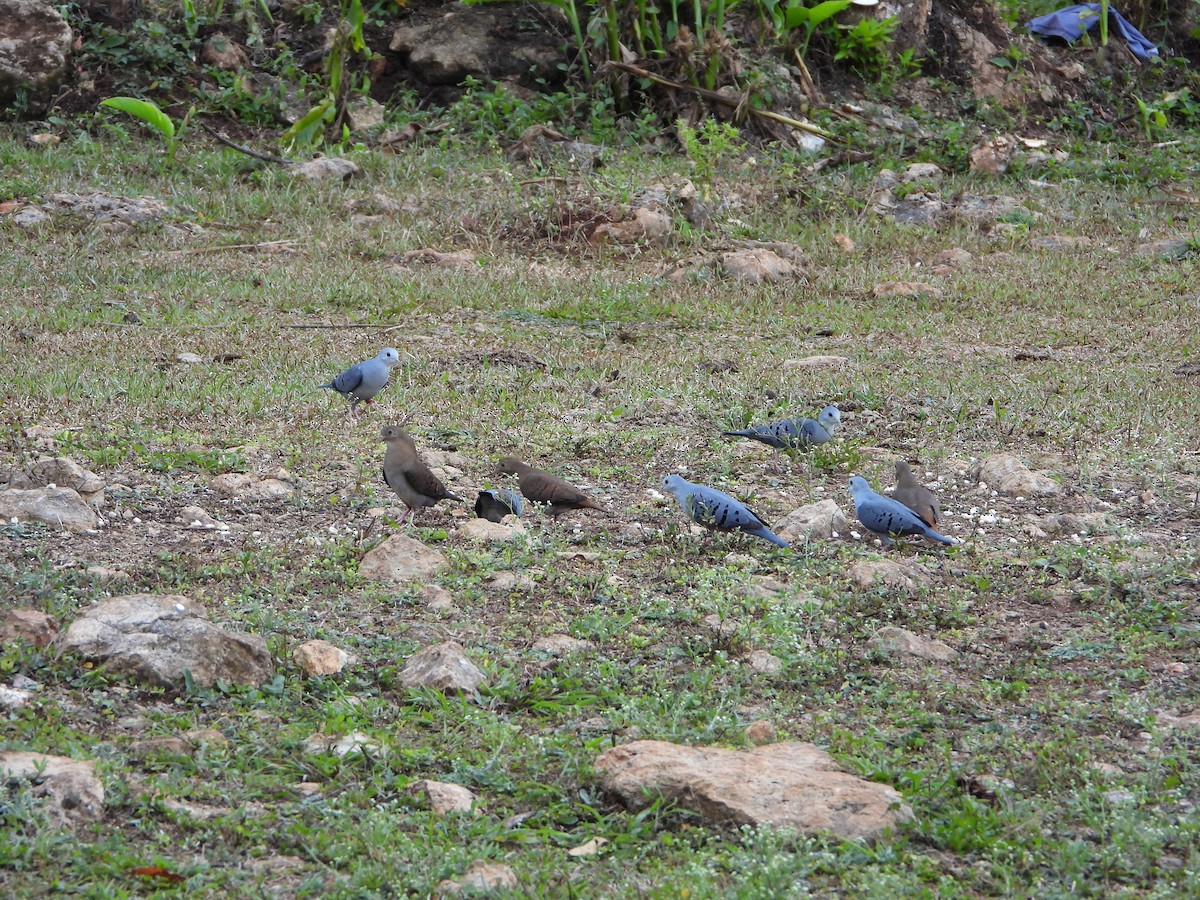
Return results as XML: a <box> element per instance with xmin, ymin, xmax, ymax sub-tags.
<box><xmin>603</xmin><ymin>61</ymin><xmax>841</xmax><ymax>144</ymax></box>
<box><xmin>201</xmin><ymin>123</ymin><xmax>293</xmax><ymax>165</ymax></box>
<box><xmin>161</xmin><ymin>240</ymin><xmax>298</xmax><ymax>256</ymax></box>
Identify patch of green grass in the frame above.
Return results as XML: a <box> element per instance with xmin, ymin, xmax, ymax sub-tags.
<box><xmin>2</xmin><ymin>121</ymin><xmax>1200</xmax><ymax>897</ymax></box>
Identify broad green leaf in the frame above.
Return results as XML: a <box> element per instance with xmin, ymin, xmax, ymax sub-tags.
<box><xmin>100</xmin><ymin>97</ymin><xmax>175</xmax><ymax>139</ymax></box>
<box><xmin>281</xmin><ymin>99</ymin><xmax>334</xmax><ymax>148</ymax></box>
<box><xmin>806</xmin><ymin>0</ymin><xmax>852</xmax><ymax>29</ymax></box>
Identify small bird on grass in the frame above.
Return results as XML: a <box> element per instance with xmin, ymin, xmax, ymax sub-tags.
<box><xmin>891</xmin><ymin>460</ymin><xmax>942</xmax><ymax>529</ymax></box>
<box><xmin>848</xmin><ymin>475</ymin><xmax>953</xmax><ymax>548</ymax></box>
<box><xmin>724</xmin><ymin>405</ymin><xmax>841</xmax><ymax>472</ymax></box>
<box><xmin>495</xmin><ymin>458</ymin><xmax>605</xmax><ymax>517</ymax></box>
<box><xmin>661</xmin><ymin>475</ymin><xmax>789</xmax><ymax>548</ymax></box>
<box><xmin>474</xmin><ymin>488</ymin><xmax>523</xmax><ymax>523</ymax></box>
<box><xmin>381</xmin><ymin>425</ymin><xmax>460</xmax><ymax>526</ymax></box>
<box><xmin>319</xmin><ymin>348</ymin><xmax>401</xmax><ymax>418</ymax></box>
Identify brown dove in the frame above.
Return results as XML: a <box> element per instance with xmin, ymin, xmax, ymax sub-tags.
<box><xmin>495</xmin><ymin>457</ymin><xmax>605</xmax><ymax>516</ymax></box>
<box><xmin>381</xmin><ymin>426</ymin><xmax>461</xmax><ymax>525</ymax></box>
<box><xmin>891</xmin><ymin>460</ymin><xmax>941</xmax><ymax>528</ymax></box>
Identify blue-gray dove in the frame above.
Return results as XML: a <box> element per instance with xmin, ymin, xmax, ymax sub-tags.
<box><xmin>320</xmin><ymin>348</ymin><xmax>400</xmax><ymax>417</ymax></box>
<box><xmin>848</xmin><ymin>476</ymin><xmax>953</xmax><ymax>547</ymax></box>
<box><xmin>724</xmin><ymin>405</ymin><xmax>841</xmax><ymax>471</ymax></box>
<box><xmin>381</xmin><ymin>426</ymin><xmax>460</xmax><ymax>525</ymax></box>
<box><xmin>474</xmin><ymin>488</ymin><xmax>523</xmax><ymax>523</ymax></box>
<box><xmin>662</xmin><ymin>475</ymin><xmax>789</xmax><ymax>548</ymax></box>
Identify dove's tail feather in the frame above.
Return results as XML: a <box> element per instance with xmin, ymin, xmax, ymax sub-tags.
<box><xmin>924</xmin><ymin>527</ymin><xmax>955</xmax><ymax>545</ymax></box>
<box><xmin>752</xmin><ymin>527</ymin><xmax>790</xmax><ymax>549</ymax></box>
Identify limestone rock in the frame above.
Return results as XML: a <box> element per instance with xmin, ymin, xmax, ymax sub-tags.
<box><xmin>292</xmin><ymin>157</ymin><xmax>360</xmax><ymax>182</ymax></box>
<box><xmin>936</xmin><ymin>248</ymin><xmax>973</xmax><ymax>266</ymax></box>
<box><xmin>48</xmin><ymin>191</ymin><xmax>169</xmax><ymax>224</ymax></box>
<box><xmin>873</xmin><ymin>281</ymin><xmax>944</xmax><ymax>300</ymax></box>
<box><xmin>591</xmin><ymin>207</ymin><xmax>672</xmax><ymax>245</ymax></box>
<box><xmin>57</xmin><ymin>594</ymin><xmax>272</xmax><ymax>690</ymax></box>
<box><xmin>9</xmin><ymin>457</ymin><xmax>104</xmax><ymax>498</ymax></box>
<box><xmin>0</xmin><ymin>0</ymin><xmax>74</xmax><ymax>116</ymax></box>
<box><xmin>1</xmin><ymin>609</ymin><xmax>57</xmax><ymax>647</ymax></box>
<box><xmin>1030</xmin><ymin>512</ymin><xmax>1107</xmax><ymax>536</ymax></box>
<box><xmin>398</xmin><ymin>641</ymin><xmax>486</xmax><ymax>693</ymax></box>
<box><xmin>359</xmin><ymin>535</ymin><xmax>449</xmax><ymax>583</ymax></box>
<box><xmin>408</xmin><ymin>779</ymin><xmax>477</xmax><ymax>814</ymax></box>
<box><xmin>457</xmin><ymin>517</ymin><xmax>526</xmax><ymax>543</ymax></box>
<box><xmin>743</xmin><ymin>720</ymin><xmax>777</xmax><ymax>745</ymax></box>
<box><xmin>952</xmin><ymin>194</ymin><xmax>1033</xmax><ymax>226</ymax></box>
<box><xmin>0</xmin><ymin>752</ymin><xmax>104</xmax><ymax>820</ymax></box>
<box><xmin>179</xmin><ymin>505</ymin><xmax>228</xmax><ymax>530</ymax></box>
<box><xmin>199</xmin><ymin>33</ymin><xmax>248</xmax><ymax>70</ymax></box>
<box><xmin>776</xmin><ymin>500</ymin><xmax>848</xmax><ymax>543</ymax></box>
<box><xmin>293</xmin><ymin>639</ymin><xmax>354</xmax><ymax>676</ymax></box>
<box><xmin>303</xmin><ymin>731</ymin><xmax>381</xmax><ymax>757</ymax></box>
<box><xmin>595</xmin><ymin>740</ymin><xmax>912</xmax><ymax>840</ymax></box>
<box><xmin>969</xmin><ymin>135</ymin><xmax>1016</xmax><ymax>175</ymax></box>
<box><xmin>869</xmin><ymin>626</ymin><xmax>958</xmax><ymax>663</ymax></box>
<box><xmin>485</xmin><ymin>571</ymin><xmax>535</xmax><ymax>593</ymax></box>
<box><xmin>848</xmin><ymin>560</ymin><xmax>931</xmax><ymax>598</ymax></box>
<box><xmin>532</xmin><ymin>634</ymin><xmax>594</xmax><ymax>655</ymax></box>
<box><xmin>438</xmin><ymin>860</ymin><xmax>519</xmax><ymax>894</ymax></box>
<box><xmin>0</xmin><ymin>486</ymin><xmax>98</xmax><ymax>532</ymax></box>
<box><xmin>720</xmin><ymin>248</ymin><xmax>798</xmax><ymax>283</ymax></box>
<box><xmin>420</xmin><ymin>584</ymin><xmax>456</xmax><ymax>612</ymax></box>
<box><xmin>0</xmin><ymin>685</ymin><xmax>31</xmax><ymax>710</ymax></box>
<box><xmin>210</xmin><ymin>473</ymin><xmax>294</xmax><ymax>501</ymax></box>
<box><xmin>745</xmin><ymin>650</ymin><xmax>783</xmax><ymax>675</ymax></box>
<box><xmin>1032</xmin><ymin>235</ymin><xmax>1093</xmax><ymax>251</ymax></box>
<box><xmin>904</xmin><ymin>162</ymin><xmax>943</xmax><ymax>181</ymax></box>
<box><xmin>972</xmin><ymin>453</ymin><xmax>1060</xmax><ymax>496</ymax></box>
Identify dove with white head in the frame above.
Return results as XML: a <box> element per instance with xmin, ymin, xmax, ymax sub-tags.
<box><xmin>661</xmin><ymin>475</ymin><xmax>789</xmax><ymax>548</ymax></box>
<box><xmin>724</xmin><ymin>405</ymin><xmax>841</xmax><ymax>472</ymax></box>
<box><xmin>319</xmin><ymin>348</ymin><xmax>401</xmax><ymax>417</ymax></box>
<box><xmin>848</xmin><ymin>476</ymin><xmax>953</xmax><ymax>547</ymax></box>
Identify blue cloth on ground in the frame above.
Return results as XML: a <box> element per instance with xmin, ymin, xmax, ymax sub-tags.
<box><xmin>1027</xmin><ymin>4</ymin><xmax>1158</xmax><ymax>61</ymax></box>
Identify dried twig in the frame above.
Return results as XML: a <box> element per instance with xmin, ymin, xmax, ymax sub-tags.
<box><xmin>201</xmin><ymin>123</ymin><xmax>293</xmax><ymax>165</ymax></box>
<box><xmin>161</xmin><ymin>240</ymin><xmax>298</xmax><ymax>256</ymax></box>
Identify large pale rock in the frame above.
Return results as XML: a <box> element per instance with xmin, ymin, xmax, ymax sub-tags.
<box><xmin>210</xmin><ymin>473</ymin><xmax>294</xmax><ymax>501</ymax></box>
<box><xmin>595</xmin><ymin>740</ymin><xmax>912</xmax><ymax>840</ymax></box>
<box><xmin>869</xmin><ymin>626</ymin><xmax>958</xmax><ymax>663</ymax></box>
<box><xmin>591</xmin><ymin>207</ymin><xmax>672</xmax><ymax>245</ymax></box>
<box><xmin>293</xmin><ymin>639</ymin><xmax>354</xmax><ymax>675</ymax></box>
<box><xmin>292</xmin><ymin>157</ymin><xmax>360</xmax><ymax>182</ymax></box>
<box><xmin>359</xmin><ymin>535</ymin><xmax>449</xmax><ymax>583</ymax></box>
<box><xmin>720</xmin><ymin>248</ymin><xmax>797</xmax><ymax>283</ymax></box>
<box><xmin>532</xmin><ymin>634</ymin><xmax>593</xmax><ymax>655</ymax></box>
<box><xmin>58</xmin><ymin>594</ymin><xmax>272</xmax><ymax>690</ymax></box>
<box><xmin>0</xmin><ymin>486</ymin><xmax>98</xmax><ymax>532</ymax></box>
<box><xmin>398</xmin><ymin>641</ymin><xmax>486</xmax><ymax>693</ymax></box>
<box><xmin>408</xmin><ymin>779</ymin><xmax>477</xmax><ymax>814</ymax></box>
<box><xmin>8</xmin><ymin>457</ymin><xmax>104</xmax><ymax>498</ymax></box>
<box><xmin>972</xmin><ymin>453</ymin><xmax>1060</xmax><ymax>497</ymax></box>
<box><xmin>0</xmin><ymin>0</ymin><xmax>74</xmax><ymax>116</ymax></box>
<box><xmin>0</xmin><ymin>752</ymin><xmax>104</xmax><ymax>820</ymax></box>
<box><xmin>776</xmin><ymin>500</ymin><xmax>848</xmax><ymax>543</ymax></box>
<box><xmin>848</xmin><ymin>560</ymin><xmax>931</xmax><ymax>598</ymax></box>
<box><xmin>456</xmin><ymin>517</ymin><xmax>526</xmax><ymax>543</ymax></box>
<box><xmin>438</xmin><ymin>861</ymin><xmax>519</xmax><ymax>894</ymax></box>
<box><xmin>1</xmin><ymin>609</ymin><xmax>57</xmax><ymax>647</ymax></box>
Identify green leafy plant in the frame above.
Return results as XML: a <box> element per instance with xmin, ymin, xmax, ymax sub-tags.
<box><xmin>677</xmin><ymin>116</ymin><xmax>745</xmax><ymax>195</ymax></box>
<box><xmin>281</xmin><ymin>0</ymin><xmax>370</xmax><ymax>149</ymax></box>
<box><xmin>832</xmin><ymin>14</ymin><xmax>897</xmax><ymax>77</ymax></box>
<box><xmin>777</xmin><ymin>0</ymin><xmax>852</xmax><ymax>59</ymax></box>
<box><xmin>99</xmin><ymin>97</ymin><xmax>184</xmax><ymax>159</ymax></box>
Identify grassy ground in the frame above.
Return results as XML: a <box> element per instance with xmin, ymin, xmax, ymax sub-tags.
<box><xmin>2</xmin><ymin>121</ymin><xmax>1199</xmax><ymax>897</ymax></box>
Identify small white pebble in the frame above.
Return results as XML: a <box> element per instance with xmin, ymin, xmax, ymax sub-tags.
<box><xmin>9</xmin><ymin>517</ymin><xmax>17</xmax><ymax>524</ymax></box>
<box><xmin>175</xmin><ymin>603</ymin><xmax>185</xmax><ymax>612</ymax></box>
<box><xmin>327</xmin><ymin>525</ymin><xmax>338</xmax><ymax>535</ymax></box>
<box><xmin>648</xmin><ymin>489</ymin><xmax>664</xmax><ymax>500</ymax></box>
<box><xmin>850</xmin><ymin>530</ymin><xmax>861</xmax><ymax>539</ymax></box>
<box><xmin>831</xmin><ymin>530</ymin><xmax>839</xmax><ymax>538</ymax></box>
<box><xmin>252</xmin><ymin>530</ymin><xmax>262</xmax><ymax>537</ymax></box>
<box><xmin>133</xmin><ymin>517</ymin><xmax>142</xmax><ymax>524</ymax></box>
<box><xmin>1015</xmin><ymin>495</ymin><xmax>1026</xmax><ymax>501</ymax></box>
<box><xmin>990</xmin><ymin>490</ymin><xmax>999</xmax><ymax>497</ymax></box>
